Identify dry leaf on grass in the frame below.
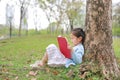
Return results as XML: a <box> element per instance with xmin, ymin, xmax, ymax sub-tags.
<box><xmin>52</xmin><ymin>70</ymin><xmax>59</xmax><ymax>75</ymax></box>
<box><xmin>4</xmin><ymin>77</ymin><xmax>9</xmax><ymax>80</ymax></box>
<box><xmin>45</xmin><ymin>68</ymin><xmax>50</xmax><ymax>73</ymax></box>
<box><xmin>66</xmin><ymin>69</ymin><xmax>74</xmax><ymax>77</ymax></box>
<box><xmin>2</xmin><ymin>68</ymin><xmax>9</xmax><ymax>72</ymax></box>
<box><xmin>15</xmin><ymin>76</ymin><xmax>19</xmax><ymax>80</ymax></box>
<box><xmin>31</xmin><ymin>78</ymin><xmax>37</xmax><ymax>80</ymax></box>
<box><xmin>29</xmin><ymin>71</ymin><xmax>38</xmax><ymax>76</ymax></box>
<box><xmin>79</xmin><ymin>72</ymin><xmax>88</xmax><ymax>79</ymax></box>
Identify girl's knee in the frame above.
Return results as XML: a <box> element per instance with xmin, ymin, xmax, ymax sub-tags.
<box><xmin>46</xmin><ymin>44</ymin><xmax>57</xmax><ymax>49</ymax></box>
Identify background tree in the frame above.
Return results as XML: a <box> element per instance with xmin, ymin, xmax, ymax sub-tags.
<box><xmin>113</xmin><ymin>2</ymin><xmax>120</xmax><ymax>26</ymax></box>
<box><xmin>17</xmin><ymin>0</ymin><xmax>31</xmax><ymax>36</ymax></box>
<box><xmin>64</xmin><ymin>0</ymin><xmax>83</xmax><ymax>31</ymax></box>
<box><xmin>84</xmin><ymin>0</ymin><xmax>120</xmax><ymax>79</ymax></box>
<box><xmin>39</xmin><ymin>0</ymin><xmax>84</xmax><ymax>33</ymax></box>
<box><xmin>39</xmin><ymin>0</ymin><xmax>64</xmax><ymax>34</ymax></box>
<box><xmin>112</xmin><ymin>2</ymin><xmax>120</xmax><ymax>36</ymax></box>
<box><xmin>6</xmin><ymin>3</ymin><xmax>14</xmax><ymax>38</ymax></box>
<box><xmin>39</xmin><ymin>0</ymin><xmax>56</xmax><ymax>33</ymax></box>
<box><xmin>23</xmin><ymin>13</ymin><xmax>28</xmax><ymax>36</ymax></box>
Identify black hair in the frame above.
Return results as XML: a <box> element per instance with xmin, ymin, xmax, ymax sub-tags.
<box><xmin>71</xmin><ymin>28</ymin><xmax>85</xmax><ymax>44</ymax></box>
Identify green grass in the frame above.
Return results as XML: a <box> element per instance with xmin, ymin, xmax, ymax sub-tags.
<box><xmin>113</xmin><ymin>38</ymin><xmax>120</xmax><ymax>58</ymax></box>
<box><xmin>112</xmin><ymin>25</ymin><xmax>120</xmax><ymax>36</ymax></box>
<box><xmin>0</xmin><ymin>34</ymin><xmax>120</xmax><ymax>80</ymax></box>
<box><xmin>0</xmin><ymin>34</ymin><xmax>58</xmax><ymax>80</ymax></box>
<box><xmin>112</xmin><ymin>28</ymin><xmax>120</xmax><ymax>36</ymax></box>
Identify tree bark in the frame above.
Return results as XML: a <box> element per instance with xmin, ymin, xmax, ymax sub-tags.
<box><xmin>70</xmin><ymin>19</ymin><xmax>73</xmax><ymax>31</ymax></box>
<box><xmin>9</xmin><ymin>20</ymin><xmax>12</xmax><ymax>38</ymax></box>
<box><xmin>18</xmin><ymin>7</ymin><xmax>22</xmax><ymax>36</ymax></box>
<box><xmin>85</xmin><ymin>0</ymin><xmax>120</xmax><ymax>79</ymax></box>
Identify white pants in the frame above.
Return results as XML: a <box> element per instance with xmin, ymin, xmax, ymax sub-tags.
<box><xmin>46</xmin><ymin>44</ymin><xmax>67</xmax><ymax>67</ymax></box>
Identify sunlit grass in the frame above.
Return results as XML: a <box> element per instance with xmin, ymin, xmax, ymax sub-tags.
<box><xmin>113</xmin><ymin>38</ymin><xmax>120</xmax><ymax>58</ymax></box>
<box><xmin>0</xmin><ymin>34</ymin><xmax>58</xmax><ymax>64</ymax></box>
<box><xmin>0</xmin><ymin>35</ymin><xmax>58</xmax><ymax>80</ymax></box>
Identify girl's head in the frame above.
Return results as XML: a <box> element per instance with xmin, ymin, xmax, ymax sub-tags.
<box><xmin>70</xmin><ymin>28</ymin><xmax>85</xmax><ymax>46</ymax></box>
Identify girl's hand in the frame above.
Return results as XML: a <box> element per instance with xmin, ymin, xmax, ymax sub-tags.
<box><xmin>67</xmin><ymin>44</ymin><xmax>73</xmax><ymax>53</ymax></box>
<box><xmin>67</xmin><ymin>44</ymin><xmax>72</xmax><ymax>49</ymax></box>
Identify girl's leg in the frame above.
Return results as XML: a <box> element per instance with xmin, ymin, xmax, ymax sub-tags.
<box><xmin>38</xmin><ymin>52</ymin><xmax>48</xmax><ymax>66</ymax></box>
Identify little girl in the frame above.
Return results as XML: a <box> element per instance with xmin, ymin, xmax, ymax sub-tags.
<box><xmin>30</xmin><ymin>28</ymin><xmax>85</xmax><ymax>68</ymax></box>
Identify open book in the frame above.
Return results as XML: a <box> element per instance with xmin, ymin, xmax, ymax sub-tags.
<box><xmin>57</xmin><ymin>36</ymin><xmax>71</xmax><ymax>58</ymax></box>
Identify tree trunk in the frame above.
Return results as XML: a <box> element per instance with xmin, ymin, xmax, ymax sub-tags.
<box><xmin>70</xmin><ymin>20</ymin><xmax>73</xmax><ymax>31</ymax></box>
<box><xmin>19</xmin><ymin>8</ymin><xmax>22</xmax><ymax>37</ymax></box>
<box><xmin>84</xmin><ymin>0</ymin><xmax>120</xmax><ymax>79</ymax></box>
<box><xmin>9</xmin><ymin>21</ymin><xmax>12</xmax><ymax>38</ymax></box>
<box><xmin>26</xmin><ymin>23</ymin><xmax>28</xmax><ymax>36</ymax></box>
<box><xmin>69</xmin><ymin>18</ymin><xmax>73</xmax><ymax>31</ymax></box>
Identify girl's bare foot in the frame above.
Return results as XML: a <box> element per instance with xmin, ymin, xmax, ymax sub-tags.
<box><xmin>30</xmin><ymin>60</ymin><xmax>43</xmax><ymax>68</ymax></box>
<box><xmin>38</xmin><ymin>61</ymin><xmax>44</xmax><ymax>67</ymax></box>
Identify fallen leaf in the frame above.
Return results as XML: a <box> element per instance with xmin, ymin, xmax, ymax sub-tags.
<box><xmin>2</xmin><ymin>68</ymin><xmax>8</xmax><ymax>72</ymax></box>
<box><xmin>79</xmin><ymin>72</ymin><xmax>88</xmax><ymax>79</ymax></box>
<box><xmin>31</xmin><ymin>78</ymin><xmax>37</xmax><ymax>80</ymax></box>
<box><xmin>29</xmin><ymin>71</ymin><xmax>38</xmax><ymax>76</ymax></box>
<box><xmin>15</xmin><ymin>76</ymin><xmax>19</xmax><ymax>80</ymax></box>
<box><xmin>26</xmin><ymin>74</ymin><xmax>29</xmax><ymax>77</ymax></box>
<box><xmin>45</xmin><ymin>68</ymin><xmax>50</xmax><ymax>73</ymax></box>
<box><xmin>4</xmin><ymin>77</ymin><xmax>9</xmax><ymax>80</ymax></box>
<box><xmin>52</xmin><ymin>70</ymin><xmax>59</xmax><ymax>75</ymax></box>
<box><xmin>66</xmin><ymin>69</ymin><xmax>74</xmax><ymax>77</ymax></box>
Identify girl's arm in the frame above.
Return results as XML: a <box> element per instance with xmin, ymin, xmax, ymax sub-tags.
<box><xmin>67</xmin><ymin>44</ymin><xmax>73</xmax><ymax>53</ymax></box>
<box><xmin>72</xmin><ymin>46</ymin><xmax>84</xmax><ymax>64</ymax></box>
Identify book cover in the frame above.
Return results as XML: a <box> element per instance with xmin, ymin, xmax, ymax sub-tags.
<box><xmin>57</xmin><ymin>36</ymin><xmax>71</xmax><ymax>58</ymax></box>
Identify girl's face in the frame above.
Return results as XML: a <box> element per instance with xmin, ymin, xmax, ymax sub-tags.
<box><xmin>70</xmin><ymin>33</ymin><xmax>82</xmax><ymax>46</ymax></box>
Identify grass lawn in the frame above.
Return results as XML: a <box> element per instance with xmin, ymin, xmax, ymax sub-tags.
<box><xmin>0</xmin><ymin>34</ymin><xmax>120</xmax><ymax>80</ymax></box>
<box><xmin>113</xmin><ymin>38</ymin><xmax>120</xmax><ymax>58</ymax></box>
